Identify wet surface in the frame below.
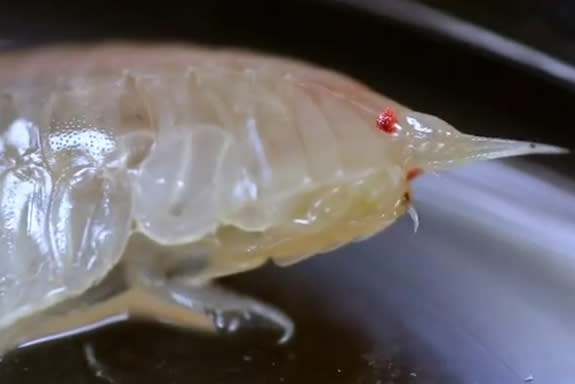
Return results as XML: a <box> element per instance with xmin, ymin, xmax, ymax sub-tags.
<box><xmin>412</xmin><ymin>0</ymin><xmax>575</xmax><ymax>61</ymax></box>
<box><xmin>0</xmin><ymin>286</ymin><xmax>442</xmax><ymax>383</ymax></box>
<box><xmin>0</xmin><ymin>1</ymin><xmax>574</xmax><ymax>383</ymax></box>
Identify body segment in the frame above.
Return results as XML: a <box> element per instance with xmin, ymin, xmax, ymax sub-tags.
<box><xmin>0</xmin><ymin>42</ymin><xmax>566</xmax><ymax>355</ymax></box>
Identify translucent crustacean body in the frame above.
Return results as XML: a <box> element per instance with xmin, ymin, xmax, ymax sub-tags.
<box><xmin>0</xmin><ymin>42</ymin><xmax>567</xmax><ymax>356</ymax></box>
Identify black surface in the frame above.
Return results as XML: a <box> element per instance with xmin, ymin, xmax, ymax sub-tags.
<box><xmin>0</xmin><ymin>1</ymin><xmax>573</xmax><ymax>383</ymax></box>
<box><xmin>1</xmin><ymin>1</ymin><xmax>572</xmax><ymax>162</ymax></box>
<box><xmin>417</xmin><ymin>0</ymin><xmax>575</xmax><ymax>62</ymax></box>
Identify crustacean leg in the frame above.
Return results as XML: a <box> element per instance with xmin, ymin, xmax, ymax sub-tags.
<box><xmin>0</xmin><ymin>265</ymin><xmax>214</xmax><ymax>356</ymax></box>
<box><xmin>0</xmin><ymin>241</ymin><xmax>293</xmax><ymax>356</ymax></box>
<box><xmin>122</xmin><ymin>240</ymin><xmax>295</xmax><ymax>344</ymax></box>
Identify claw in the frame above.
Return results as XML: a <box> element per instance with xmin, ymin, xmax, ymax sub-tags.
<box><xmin>408</xmin><ymin>205</ymin><xmax>420</xmax><ymax>233</ymax></box>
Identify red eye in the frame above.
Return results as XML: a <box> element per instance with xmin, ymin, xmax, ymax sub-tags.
<box><xmin>376</xmin><ymin>108</ymin><xmax>398</xmax><ymax>134</ymax></box>
<box><xmin>406</xmin><ymin>168</ymin><xmax>424</xmax><ymax>181</ymax></box>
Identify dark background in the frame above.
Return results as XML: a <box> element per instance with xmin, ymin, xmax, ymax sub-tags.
<box><xmin>0</xmin><ymin>1</ymin><xmax>573</xmax><ymax>383</ymax></box>
<box><xmin>0</xmin><ymin>0</ymin><xmax>572</xmax><ymax>169</ymax></box>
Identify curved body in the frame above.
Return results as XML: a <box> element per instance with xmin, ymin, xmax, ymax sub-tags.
<box><xmin>0</xmin><ymin>42</ymin><xmax>565</xmax><ymax>351</ymax></box>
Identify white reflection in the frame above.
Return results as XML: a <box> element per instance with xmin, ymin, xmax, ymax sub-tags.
<box><xmin>272</xmin><ymin>158</ymin><xmax>575</xmax><ymax>383</ymax></box>
<box><xmin>377</xmin><ymin>160</ymin><xmax>575</xmax><ymax>383</ymax></box>
<box><xmin>406</xmin><ymin>116</ymin><xmax>432</xmax><ymax>134</ymax></box>
<box><xmin>333</xmin><ymin>0</ymin><xmax>575</xmax><ymax>87</ymax></box>
<box><xmin>397</xmin><ymin>160</ymin><xmax>575</xmax><ymax>382</ymax></box>
<box><xmin>414</xmin><ymin>160</ymin><xmax>575</xmax><ymax>258</ymax></box>
<box><xmin>5</xmin><ymin>119</ymin><xmax>34</xmax><ymax>154</ymax></box>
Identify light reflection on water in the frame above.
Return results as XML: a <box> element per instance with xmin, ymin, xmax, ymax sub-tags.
<box><xmin>279</xmin><ymin>157</ymin><xmax>575</xmax><ymax>383</ymax></box>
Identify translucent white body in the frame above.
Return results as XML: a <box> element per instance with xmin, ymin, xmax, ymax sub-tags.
<box><xmin>0</xmin><ymin>42</ymin><xmax>565</xmax><ymax>339</ymax></box>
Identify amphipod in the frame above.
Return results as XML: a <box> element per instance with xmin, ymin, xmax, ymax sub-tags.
<box><xmin>0</xmin><ymin>42</ymin><xmax>567</xmax><ymax>355</ymax></box>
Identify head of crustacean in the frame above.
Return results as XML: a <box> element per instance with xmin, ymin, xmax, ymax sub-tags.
<box><xmin>202</xmin><ymin>92</ymin><xmax>568</xmax><ymax>270</ymax></box>
<box><xmin>350</xmin><ymin>107</ymin><xmax>568</xmax><ymax>235</ymax></box>
<box><xmin>265</xmin><ymin>106</ymin><xmax>569</xmax><ymax>267</ymax></box>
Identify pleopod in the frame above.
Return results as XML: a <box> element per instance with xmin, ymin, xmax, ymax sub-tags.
<box><xmin>0</xmin><ymin>42</ymin><xmax>567</xmax><ymax>355</ymax></box>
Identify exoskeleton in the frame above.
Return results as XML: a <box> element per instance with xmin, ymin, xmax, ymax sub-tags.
<box><xmin>0</xmin><ymin>42</ymin><xmax>567</xmax><ymax>355</ymax></box>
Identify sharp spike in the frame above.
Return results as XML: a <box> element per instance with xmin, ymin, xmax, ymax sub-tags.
<box><xmin>403</xmin><ymin>111</ymin><xmax>569</xmax><ymax>172</ymax></box>
<box><xmin>416</xmin><ymin>133</ymin><xmax>569</xmax><ymax>172</ymax></box>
